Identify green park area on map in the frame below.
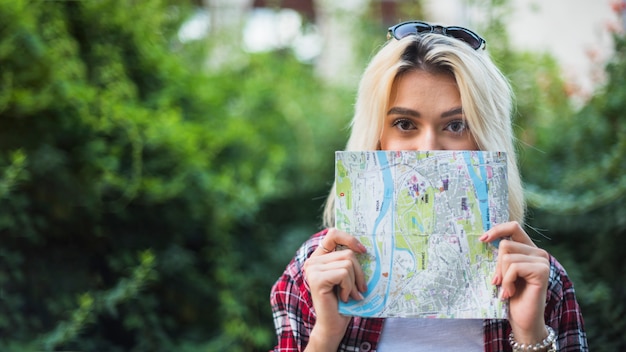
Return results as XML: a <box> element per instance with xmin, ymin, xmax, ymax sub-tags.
<box><xmin>335</xmin><ymin>150</ymin><xmax>509</xmax><ymax>319</ymax></box>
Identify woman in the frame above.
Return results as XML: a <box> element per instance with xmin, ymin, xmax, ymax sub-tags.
<box><xmin>271</xmin><ymin>21</ymin><xmax>588</xmax><ymax>351</ymax></box>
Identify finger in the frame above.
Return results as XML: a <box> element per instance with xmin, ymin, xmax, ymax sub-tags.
<box><xmin>498</xmin><ymin>250</ymin><xmax>549</xmax><ymax>298</ymax></box>
<box><xmin>315</xmin><ymin>228</ymin><xmax>367</xmax><ymax>256</ymax></box>
<box><xmin>318</xmin><ymin>252</ymin><xmax>368</xmax><ymax>294</ymax></box>
<box><xmin>491</xmin><ymin>240</ymin><xmax>549</xmax><ymax>286</ymax></box>
<box><xmin>305</xmin><ymin>258</ymin><xmax>353</xmax><ymax>293</ymax></box>
<box><xmin>500</xmin><ymin>260</ymin><xmax>550</xmax><ymax>299</ymax></box>
<box><xmin>354</xmin><ymin>255</ymin><xmax>367</xmax><ymax>294</ymax></box>
<box><xmin>334</xmin><ymin>266</ymin><xmax>356</xmax><ymax>303</ymax></box>
<box><xmin>498</xmin><ymin>239</ymin><xmax>549</xmax><ymax>258</ymax></box>
<box><xmin>480</xmin><ymin>221</ymin><xmax>536</xmax><ymax>247</ymax></box>
<box><xmin>309</xmin><ymin>265</ymin><xmax>355</xmax><ymax>302</ymax></box>
<box><xmin>339</xmin><ymin>271</ymin><xmax>365</xmax><ymax>302</ymax></box>
<box><xmin>317</xmin><ymin>260</ymin><xmax>362</xmax><ymax>302</ymax></box>
<box><xmin>499</xmin><ymin>252</ymin><xmax>550</xmax><ymax>277</ymax></box>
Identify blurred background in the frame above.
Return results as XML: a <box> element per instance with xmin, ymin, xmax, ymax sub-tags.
<box><xmin>0</xmin><ymin>0</ymin><xmax>624</xmax><ymax>351</ymax></box>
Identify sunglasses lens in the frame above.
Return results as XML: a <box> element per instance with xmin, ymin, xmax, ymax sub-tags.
<box><xmin>392</xmin><ymin>22</ymin><xmax>431</xmax><ymax>40</ymax></box>
<box><xmin>446</xmin><ymin>28</ymin><xmax>482</xmax><ymax>49</ymax></box>
<box><xmin>388</xmin><ymin>22</ymin><xmax>486</xmax><ymax>50</ymax></box>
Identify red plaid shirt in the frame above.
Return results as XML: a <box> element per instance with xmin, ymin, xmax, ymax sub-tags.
<box><xmin>270</xmin><ymin>229</ymin><xmax>588</xmax><ymax>351</ymax></box>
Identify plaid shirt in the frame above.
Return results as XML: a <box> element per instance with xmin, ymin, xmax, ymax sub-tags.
<box><xmin>271</xmin><ymin>229</ymin><xmax>588</xmax><ymax>351</ymax></box>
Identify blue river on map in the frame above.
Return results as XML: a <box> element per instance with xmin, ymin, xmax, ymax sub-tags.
<box><xmin>462</xmin><ymin>152</ymin><xmax>491</xmax><ymax>232</ymax></box>
<box><xmin>340</xmin><ymin>151</ymin><xmax>493</xmax><ymax>316</ymax></box>
<box><xmin>340</xmin><ymin>151</ymin><xmax>394</xmax><ymax>315</ymax></box>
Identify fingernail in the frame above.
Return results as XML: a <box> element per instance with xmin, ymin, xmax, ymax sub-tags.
<box><xmin>479</xmin><ymin>233</ymin><xmax>488</xmax><ymax>241</ymax></box>
<box><xmin>499</xmin><ymin>288</ymin><xmax>508</xmax><ymax>301</ymax></box>
<box><xmin>357</xmin><ymin>292</ymin><xmax>364</xmax><ymax>301</ymax></box>
<box><xmin>358</xmin><ymin>243</ymin><xmax>367</xmax><ymax>253</ymax></box>
<box><xmin>491</xmin><ymin>274</ymin><xmax>498</xmax><ymax>285</ymax></box>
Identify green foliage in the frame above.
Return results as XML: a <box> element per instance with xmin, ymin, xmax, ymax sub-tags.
<box><xmin>520</xmin><ymin>34</ymin><xmax>626</xmax><ymax>351</ymax></box>
<box><xmin>1</xmin><ymin>0</ymin><xmax>624</xmax><ymax>350</ymax></box>
<box><xmin>0</xmin><ymin>150</ymin><xmax>27</xmax><ymax>200</ymax></box>
<box><xmin>468</xmin><ymin>2</ymin><xmax>626</xmax><ymax>350</ymax></box>
<box><xmin>41</xmin><ymin>250</ymin><xmax>157</xmax><ymax>350</ymax></box>
<box><xmin>0</xmin><ymin>0</ymin><xmax>351</xmax><ymax>351</ymax></box>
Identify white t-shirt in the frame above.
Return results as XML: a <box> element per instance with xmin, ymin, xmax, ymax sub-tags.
<box><xmin>377</xmin><ymin>318</ymin><xmax>483</xmax><ymax>351</ymax></box>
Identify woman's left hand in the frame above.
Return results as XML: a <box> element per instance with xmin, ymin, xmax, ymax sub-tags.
<box><xmin>480</xmin><ymin>221</ymin><xmax>551</xmax><ymax>345</ymax></box>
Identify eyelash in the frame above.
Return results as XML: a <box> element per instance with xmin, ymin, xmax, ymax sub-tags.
<box><xmin>391</xmin><ymin>119</ymin><xmax>470</xmax><ymax>134</ymax></box>
<box><xmin>446</xmin><ymin>120</ymin><xmax>469</xmax><ymax>134</ymax></box>
<box><xmin>392</xmin><ymin>119</ymin><xmax>415</xmax><ymax>131</ymax></box>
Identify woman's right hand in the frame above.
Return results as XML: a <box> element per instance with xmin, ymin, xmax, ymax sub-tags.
<box><xmin>302</xmin><ymin>228</ymin><xmax>368</xmax><ymax>351</ymax></box>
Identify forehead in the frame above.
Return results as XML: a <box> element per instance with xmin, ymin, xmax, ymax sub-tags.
<box><xmin>389</xmin><ymin>69</ymin><xmax>460</xmax><ymax>105</ymax></box>
<box><xmin>394</xmin><ymin>68</ymin><xmax>456</xmax><ymax>87</ymax></box>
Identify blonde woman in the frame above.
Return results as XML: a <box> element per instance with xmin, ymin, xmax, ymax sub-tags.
<box><xmin>271</xmin><ymin>21</ymin><xmax>587</xmax><ymax>351</ymax></box>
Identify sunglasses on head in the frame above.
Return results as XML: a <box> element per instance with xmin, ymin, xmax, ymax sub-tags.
<box><xmin>387</xmin><ymin>21</ymin><xmax>486</xmax><ymax>50</ymax></box>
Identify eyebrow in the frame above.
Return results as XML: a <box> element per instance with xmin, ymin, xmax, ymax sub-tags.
<box><xmin>387</xmin><ymin>107</ymin><xmax>420</xmax><ymax>117</ymax></box>
<box><xmin>441</xmin><ymin>107</ymin><xmax>464</xmax><ymax>118</ymax></box>
<box><xmin>387</xmin><ymin>106</ymin><xmax>464</xmax><ymax>118</ymax></box>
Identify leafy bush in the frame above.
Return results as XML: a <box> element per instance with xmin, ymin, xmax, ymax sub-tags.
<box><xmin>520</xmin><ymin>34</ymin><xmax>626</xmax><ymax>352</ymax></box>
<box><xmin>0</xmin><ymin>1</ymin><xmax>351</xmax><ymax>350</ymax></box>
<box><xmin>1</xmin><ymin>0</ymin><xmax>624</xmax><ymax>351</ymax></box>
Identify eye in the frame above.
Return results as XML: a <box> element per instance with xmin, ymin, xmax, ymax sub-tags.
<box><xmin>392</xmin><ymin>118</ymin><xmax>416</xmax><ymax>131</ymax></box>
<box><xmin>445</xmin><ymin>120</ymin><xmax>469</xmax><ymax>134</ymax></box>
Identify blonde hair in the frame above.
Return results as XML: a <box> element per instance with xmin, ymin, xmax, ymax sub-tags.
<box><xmin>322</xmin><ymin>33</ymin><xmax>525</xmax><ymax>227</ymax></box>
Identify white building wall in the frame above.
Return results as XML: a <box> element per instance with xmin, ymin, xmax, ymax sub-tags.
<box><xmin>425</xmin><ymin>0</ymin><xmax>621</xmax><ymax>97</ymax></box>
<box><xmin>314</xmin><ymin>0</ymin><xmax>371</xmax><ymax>86</ymax></box>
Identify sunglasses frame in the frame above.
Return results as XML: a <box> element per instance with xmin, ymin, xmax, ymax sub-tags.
<box><xmin>387</xmin><ymin>21</ymin><xmax>487</xmax><ymax>50</ymax></box>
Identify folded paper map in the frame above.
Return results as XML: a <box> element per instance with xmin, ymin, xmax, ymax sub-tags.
<box><xmin>335</xmin><ymin>150</ymin><xmax>508</xmax><ymax>319</ymax></box>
